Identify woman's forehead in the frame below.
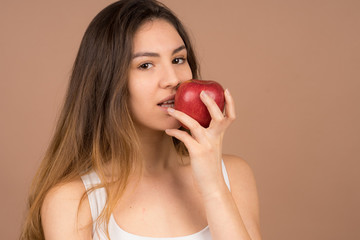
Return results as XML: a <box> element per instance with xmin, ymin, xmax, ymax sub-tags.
<box><xmin>132</xmin><ymin>19</ymin><xmax>184</xmax><ymax>54</ymax></box>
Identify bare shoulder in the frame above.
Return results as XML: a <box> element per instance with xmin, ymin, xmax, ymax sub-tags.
<box><xmin>41</xmin><ymin>177</ymin><xmax>92</xmax><ymax>240</ymax></box>
<box><xmin>222</xmin><ymin>154</ymin><xmax>256</xmax><ymax>184</ymax></box>
<box><xmin>222</xmin><ymin>154</ymin><xmax>259</xmax><ymax>206</ymax></box>
<box><xmin>222</xmin><ymin>154</ymin><xmax>262</xmax><ymax>240</ymax></box>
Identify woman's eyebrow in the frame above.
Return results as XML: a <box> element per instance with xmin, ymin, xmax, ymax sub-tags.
<box><xmin>172</xmin><ymin>45</ymin><xmax>186</xmax><ymax>55</ymax></box>
<box><xmin>132</xmin><ymin>45</ymin><xmax>186</xmax><ymax>59</ymax></box>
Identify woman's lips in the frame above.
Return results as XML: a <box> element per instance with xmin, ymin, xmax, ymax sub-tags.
<box><xmin>157</xmin><ymin>94</ymin><xmax>176</xmax><ymax>106</ymax></box>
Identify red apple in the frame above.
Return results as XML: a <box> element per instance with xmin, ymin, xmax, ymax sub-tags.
<box><xmin>174</xmin><ymin>79</ymin><xmax>225</xmax><ymax>128</ymax></box>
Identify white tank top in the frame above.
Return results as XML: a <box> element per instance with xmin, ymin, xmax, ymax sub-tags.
<box><xmin>81</xmin><ymin>160</ymin><xmax>231</xmax><ymax>240</ymax></box>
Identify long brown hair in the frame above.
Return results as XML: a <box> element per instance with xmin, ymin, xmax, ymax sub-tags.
<box><xmin>20</xmin><ymin>0</ymin><xmax>200</xmax><ymax>239</ymax></box>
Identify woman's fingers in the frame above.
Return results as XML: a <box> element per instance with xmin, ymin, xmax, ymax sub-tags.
<box><xmin>167</xmin><ymin>108</ymin><xmax>205</xmax><ymax>141</ymax></box>
<box><xmin>167</xmin><ymin>88</ymin><xmax>236</xmax><ymax>141</ymax></box>
<box><xmin>164</xmin><ymin>128</ymin><xmax>199</xmax><ymax>151</ymax></box>
<box><xmin>223</xmin><ymin>89</ymin><xmax>236</xmax><ymax>123</ymax></box>
<box><xmin>199</xmin><ymin>91</ymin><xmax>224</xmax><ymax>123</ymax></box>
<box><xmin>200</xmin><ymin>89</ymin><xmax>236</xmax><ymax>132</ymax></box>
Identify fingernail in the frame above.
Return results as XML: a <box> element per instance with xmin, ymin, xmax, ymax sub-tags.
<box><xmin>201</xmin><ymin>91</ymin><xmax>208</xmax><ymax>98</ymax></box>
<box><xmin>225</xmin><ymin>89</ymin><xmax>230</xmax><ymax>95</ymax></box>
<box><xmin>167</xmin><ymin>107</ymin><xmax>175</xmax><ymax>113</ymax></box>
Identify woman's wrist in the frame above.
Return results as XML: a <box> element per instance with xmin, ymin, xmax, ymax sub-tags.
<box><xmin>200</xmin><ymin>180</ymin><xmax>230</xmax><ymax>202</ymax></box>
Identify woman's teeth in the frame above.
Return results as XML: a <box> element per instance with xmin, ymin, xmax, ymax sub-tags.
<box><xmin>161</xmin><ymin>104</ymin><xmax>174</xmax><ymax>108</ymax></box>
<box><xmin>159</xmin><ymin>100</ymin><xmax>174</xmax><ymax>107</ymax></box>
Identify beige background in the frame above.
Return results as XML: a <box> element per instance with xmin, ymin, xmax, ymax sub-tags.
<box><xmin>1</xmin><ymin>0</ymin><xmax>359</xmax><ymax>239</ymax></box>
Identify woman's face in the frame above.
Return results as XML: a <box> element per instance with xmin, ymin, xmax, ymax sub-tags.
<box><xmin>128</xmin><ymin>19</ymin><xmax>192</xmax><ymax>132</ymax></box>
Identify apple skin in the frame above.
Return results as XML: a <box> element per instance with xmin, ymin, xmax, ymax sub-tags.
<box><xmin>174</xmin><ymin>79</ymin><xmax>225</xmax><ymax>129</ymax></box>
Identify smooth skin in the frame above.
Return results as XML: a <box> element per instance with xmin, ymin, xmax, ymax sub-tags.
<box><xmin>41</xmin><ymin>19</ymin><xmax>261</xmax><ymax>240</ymax></box>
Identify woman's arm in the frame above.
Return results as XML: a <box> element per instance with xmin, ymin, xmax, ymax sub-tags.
<box><xmin>202</xmin><ymin>154</ymin><xmax>261</xmax><ymax>240</ymax></box>
<box><xmin>41</xmin><ymin>179</ymin><xmax>92</xmax><ymax>240</ymax></box>
<box><xmin>165</xmin><ymin>89</ymin><xmax>261</xmax><ymax>239</ymax></box>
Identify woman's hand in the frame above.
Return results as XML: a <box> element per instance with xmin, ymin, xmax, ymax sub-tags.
<box><xmin>165</xmin><ymin>89</ymin><xmax>236</xmax><ymax>199</ymax></box>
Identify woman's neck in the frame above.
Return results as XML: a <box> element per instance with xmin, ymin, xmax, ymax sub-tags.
<box><xmin>135</xmin><ymin>129</ymin><xmax>189</xmax><ymax>177</ymax></box>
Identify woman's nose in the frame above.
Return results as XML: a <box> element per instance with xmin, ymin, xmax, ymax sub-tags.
<box><xmin>159</xmin><ymin>65</ymin><xmax>181</xmax><ymax>89</ymax></box>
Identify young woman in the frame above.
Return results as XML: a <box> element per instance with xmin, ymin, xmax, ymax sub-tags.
<box><xmin>20</xmin><ymin>0</ymin><xmax>261</xmax><ymax>239</ymax></box>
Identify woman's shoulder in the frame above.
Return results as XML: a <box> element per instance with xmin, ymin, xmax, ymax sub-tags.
<box><xmin>221</xmin><ymin>154</ymin><xmax>258</xmax><ymax>191</ymax></box>
<box><xmin>41</xmin><ymin>177</ymin><xmax>92</xmax><ymax>239</ymax></box>
<box><xmin>222</xmin><ymin>154</ymin><xmax>254</xmax><ymax>174</ymax></box>
<box><xmin>42</xmin><ymin>178</ymin><xmax>88</xmax><ymax>209</ymax></box>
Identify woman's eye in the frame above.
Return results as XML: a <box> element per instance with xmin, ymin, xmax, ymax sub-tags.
<box><xmin>138</xmin><ymin>63</ymin><xmax>153</xmax><ymax>70</ymax></box>
<box><xmin>172</xmin><ymin>57</ymin><xmax>186</xmax><ymax>64</ymax></box>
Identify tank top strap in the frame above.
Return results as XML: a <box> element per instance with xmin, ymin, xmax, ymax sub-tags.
<box><xmin>80</xmin><ymin>171</ymin><xmax>107</xmax><ymax>229</ymax></box>
<box><xmin>221</xmin><ymin>159</ymin><xmax>231</xmax><ymax>191</ymax></box>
